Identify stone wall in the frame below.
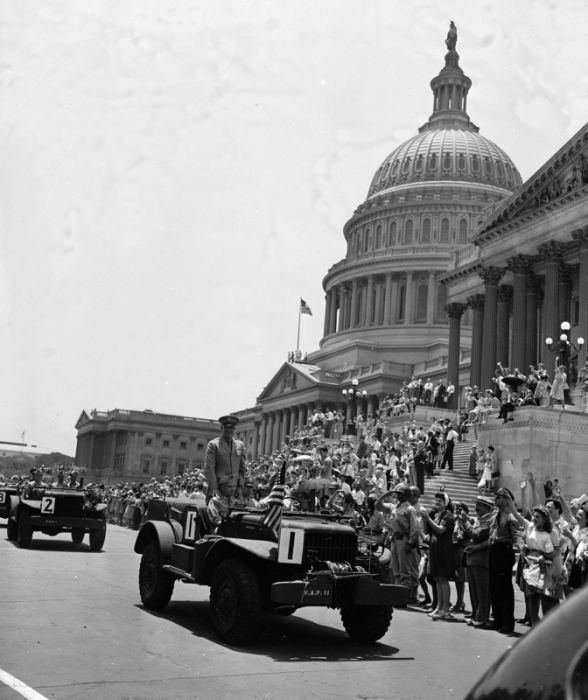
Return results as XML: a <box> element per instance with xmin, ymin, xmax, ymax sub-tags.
<box><xmin>477</xmin><ymin>406</ymin><xmax>588</xmax><ymax>502</ymax></box>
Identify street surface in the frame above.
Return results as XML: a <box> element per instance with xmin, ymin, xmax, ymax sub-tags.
<box><xmin>0</xmin><ymin>522</ymin><xmax>526</xmax><ymax>700</ymax></box>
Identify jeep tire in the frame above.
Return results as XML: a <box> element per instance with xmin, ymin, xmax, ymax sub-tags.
<box><xmin>139</xmin><ymin>543</ymin><xmax>175</xmax><ymax>610</ymax></box>
<box><xmin>7</xmin><ymin>516</ymin><xmax>18</xmax><ymax>541</ymax></box>
<box><xmin>71</xmin><ymin>529</ymin><xmax>85</xmax><ymax>545</ymax></box>
<box><xmin>89</xmin><ymin>515</ymin><xmax>107</xmax><ymax>551</ymax></box>
<box><xmin>17</xmin><ymin>510</ymin><xmax>33</xmax><ymax>549</ymax></box>
<box><xmin>340</xmin><ymin>604</ymin><xmax>392</xmax><ymax>643</ymax></box>
<box><xmin>209</xmin><ymin>558</ymin><xmax>260</xmax><ymax>645</ymax></box>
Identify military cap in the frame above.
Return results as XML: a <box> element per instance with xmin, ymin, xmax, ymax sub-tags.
<box><xmin>393</xmin><ymin>484</ymin><xmax>411</xmax><ymax>497</ymax></box>
<box><xmin>218</xmin><ymin>414</ymin><xmax>239</xmax><ymax>426</ymax></box>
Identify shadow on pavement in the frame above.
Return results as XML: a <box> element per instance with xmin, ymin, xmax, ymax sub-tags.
<box><xmin>3</xmin><ymin>537</ymin><xmax>104</xmax><ymax>553</ymax></box>
<box><xmin>138</xmin><ymin>600</ymin><xmax>412</xmax><ymax>662</ymax></box>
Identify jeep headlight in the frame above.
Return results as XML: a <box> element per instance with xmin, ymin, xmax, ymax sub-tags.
<box><xmin>358</xmin><ymin>540</ymin><xmax>369</xmax><ymax>555</ymax></box>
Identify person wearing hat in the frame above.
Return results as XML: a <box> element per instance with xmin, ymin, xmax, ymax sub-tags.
<box><xmin>387</xmin><ymin>484</ymin><xmax>420</xmax><ymax>604</ymax></box>
<box><xmin>461</xmin><ymin>495</ymin><xmax>495</xmax><ymax>627</ymax></box>
<box><xmin>488</xmin><ymin>487</ymin><xmax>523</xmax><ymax>634</ymax></box>
<box><xmin>204</xmin><ymin>414</ymin><xmax>246</xmax><ymax>503</ymax></box>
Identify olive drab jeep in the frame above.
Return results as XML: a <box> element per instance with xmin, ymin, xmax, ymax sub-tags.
<box><xmin>8</xmin><ymin>485</ymin><xmax>108</xmax><ymax>550</ymax></box>
<box><xmin>134</xmin><ymin>498</ymin><xmax>408</xmax><ymax>645</ymax></box>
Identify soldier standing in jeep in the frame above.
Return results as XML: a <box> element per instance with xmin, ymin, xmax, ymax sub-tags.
<box><xmin>204</xmin><ymin>414</ymin><xmax>246</xmax><ymax>502</ymax></box>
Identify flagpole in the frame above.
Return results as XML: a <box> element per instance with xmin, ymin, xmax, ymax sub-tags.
<box><xmin>296</xmin><ymin>300</ymin><xmax>301</xmax><ymax>353</ymax></box>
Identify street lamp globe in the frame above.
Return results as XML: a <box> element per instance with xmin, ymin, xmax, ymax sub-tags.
<box><xmin>560</xmin><ymin>333</ymin><xmax>568</xmax><ymax>342</ymax></box>
<box><xmin>545</xmin><ymin>337</ymin><xmax>553</xmax><ymax>346</ymax></box>
<box><xmin>578</xmin><ymin>337</ymin><xmax>585</xmax><ymax>347</ymax></box>
<box><xmin>561</xmin><ymin>321</ymin><xmax>571</xmax><ymax>332</ymax></box>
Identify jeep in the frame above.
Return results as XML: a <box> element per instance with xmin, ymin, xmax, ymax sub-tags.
<box><xmin>8</xmin><ymin>485</ymin><xmax>108</xmax><ymax>550</ymax></box>
<box><xmin>134</xmin><ymin>498</ymin><xmax>407</xmax><ymax>645</ymax></box>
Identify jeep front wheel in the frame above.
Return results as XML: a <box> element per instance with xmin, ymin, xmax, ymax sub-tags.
<box><xmin>7</xmin><ymin>517</ymin><xmax>18</xmax><ymax>541</ymax></box>
<box><xmin>71</xmin><ymin>529</ymin><xmax>85</xmax><ymax>544</ymax></box>
<box><xmin>17</xmin><ymin>510</ymin><xmax>33</xmax><ymax>549</ymax></box>
<box><xmin>340</xmin><ymin>604</ymin><xmax>392</xmax><ymax>643</ymax></box>
<box><xmin>139</xmin><ymin>543</ymin><xmax>175</xmax><ymax>610</ymax></box>
<box><xmin>209</xmin><ymin>558</ymin><xmax>260</xmax><ymax>645</ymax></box>
<box><xmin>89</xmin><ymin>526</ymin><xmax>106</xmax><ymax>552</ymax></box>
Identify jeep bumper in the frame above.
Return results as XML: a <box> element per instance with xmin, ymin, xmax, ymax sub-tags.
<box><xmin>271</xmin><ymin>575</ymin><xmax>408</xmax><ymax>608</ymax></box>
<box><xmin>30</xmin><ymin>516</ymin><xmax>105</xmax><ymax>530</ymax></box>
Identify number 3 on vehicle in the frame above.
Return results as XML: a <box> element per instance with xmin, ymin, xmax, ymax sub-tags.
<box><xmin>41</xmin><ymin>496</ymin><xmax>56</xmax><ymax>514</ymax></box>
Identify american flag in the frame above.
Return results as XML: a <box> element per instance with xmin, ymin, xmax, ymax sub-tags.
<box><xmin>263</xmin><ymin>460</ymin><xmax>287</xmax><ymax>536</ymax></box>
<box><xmin>300</xmin><ymin>298</ymin><xmax>312</xmax><ymax>316</ymax></box>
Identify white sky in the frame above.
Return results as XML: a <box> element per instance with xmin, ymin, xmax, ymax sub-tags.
<box><xmin>1</xmin><ymin>0</ymin><xmax>587</xmax><ymax>454</ymax></box>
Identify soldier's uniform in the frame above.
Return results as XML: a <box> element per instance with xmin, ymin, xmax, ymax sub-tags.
<box><xmin>388</xmin><ymin>484</ymin><xmax>421</xmax><ymax>602</ymax></box>
<box><xmin>204</xmin><ymin>415</ymin><xmax>246</xmax><ymax>499</ymax></box>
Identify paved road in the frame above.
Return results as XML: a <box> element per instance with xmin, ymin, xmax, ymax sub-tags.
<box><xmin>0</xmin><ymin>522</ymin><xmax>526</xmax><ymax>700</ymax></box>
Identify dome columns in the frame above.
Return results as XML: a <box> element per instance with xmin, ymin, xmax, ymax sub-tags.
<box><xmin>446</xmin><ymin>302</ymin><xmax>467</xmax><ymax>409</ymax></box>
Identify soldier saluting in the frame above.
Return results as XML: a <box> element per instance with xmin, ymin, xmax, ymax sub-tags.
<box><xmin>204</xmin><ymin>414</ymin><xmax>246</xmax><ymax>503</ymax></box>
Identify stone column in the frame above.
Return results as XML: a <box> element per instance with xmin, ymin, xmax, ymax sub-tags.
<box><xmin>252</xmin><ymin>422</ymin><xmax>260</xmax><ymax>459</ymax></box>
<box><xmin>281</xmin><ymin>408</ymin><xmax>290</xmax><ymax>446</ymax></box>
<box><xmin>559</xmin><ymin>264</ymin><xmax>571</xmax><ymax>328</ymax></box>
<box><xmin>525</xmin><ymin>276</ymin><xmax>541</xmax><ymax>367</ymax></box>
<box><xmin>508</xmin><ymin>255</ymin><xmax>532</xmax><ymax>371</ymax></box>
<box><xmin>359</xmin><ymin>281</ymin><xmax>367</xmax><ymax>326</ymax></box>
<box><xmin>365</xmin><ymin>276</ymin><xmax>374</xmax><ymax>325</ymax></box>
<box><xmin>367</xmin><ymin>395</ymin><xmax>375</xmax><ymax>419</ymax></box>
<box><xmin>404</xmin><ymin>271</ymin><xmax>414</xmax><ymax>324</ymax></box>
<box><xmin>390</xmin><ymin>277</ymin><xmax>399</xmax><ymax>323</ymax></box>
<box><xmin>337</xmin><ymin>285</ymin><xmax>346</xmax><ymax>332</ymax></box>
<box><xmin>350</xmin><ymin>279</ymin><xmax>359</xmax><ymax>328</ymax></box>
<box><xmin>259</xmin><ymin>415</ymin><xmax>267</xmax><ymax>457</ymax></box>
<box><xmin>496</xmin><ymin>285</ymin><xmax>513</xmax><ymax>368</ymax></box>
<box><xmin>467</xmin><ymin>294</ymin><xmax>485</xmax><ymax>389</ymax></box>
<box><xmin>446</xmin><ymin>302</ymin><xmax>466</xmax><ymax>409</ymax></box>
<box><xmin>426</xmin><ymin>271</ymin><xmax>436</xmax><ymax>324</ymax></box>
<box><xmin>383</xmin><ymin>272</ymin><xmax>392</xmax><ymax>326</ymax></box>
<box><xmin>374</xmin><ymin>277</ymin><xmax>383</xmax><ymax>326</ymax></box>
<box><xmin>272</xmin><ymin>411</ymin><xmax>282</xmax><ymax>453</ymax></box>
<box><xmin>328</xmin><ymin>288</ymin><xmax>338</xmax><ymax>335</ymax></box>
<box><xmin>323</xmin><ymin>292</ymin><xmax>331</xmax><ymax>337</ymax></box>
<box><xmin>572</xmin><ymin>227</ymin><xmax>588</xmax><ymax>367</ymax></box>
<box><xmin>289</xmin><ymin>406</ymin><xmax>297</xmax><ymax>441</ymax></box>
<box><xmin>479</xmin><ymin>267</ymin><xmax>504</xmax><ymax>388</ymax></box>
<box><xmin>538</xmin><ymin>242</ymin><xmax>561</xmax><ymax>365</ymax></box>
<box><xmin>266</xmin><ymin>412</ymin><xmax>275</xmax><ymax>454</ymax></box>
<box><xmin>298</xmin><ymin>404</ymin><xmax>307</xmax><ymax>428</ymax></box>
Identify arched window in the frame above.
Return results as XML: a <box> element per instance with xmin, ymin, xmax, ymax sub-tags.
<box><xmin>458</xmin><ymin>219</ymin><xmax>468</xmax><ymax>243</ymax></box>
<box><xmin>415</xmin><ymin>283</ymin><xmax>428</xmax><ymax>322</ymax></box>
<box><xmin>375</xmin><ymin>224</ymin><xmax>382</xmax><ymax>248</ymax></box>
<box><xmin>443</xmin><ymin>153</ymin><xmax>452</xmax><ymax>170</ymax></box>
<box><xmin>472</xmin><ymin>155</ymin><xmax>480</xmax><ymax>173</ymax></box>
<box><xmin>428</xmin><ymin>153</ymin><xmax>438</xmax><ymax>171</ymax></box>
<box><xmin>484</xmin><ymin>157</ymin><xmax>493</xmax><ymax>177</ymax></box>
<box><xmin>397</xmin><ymin>284</ymin><xmax>406</xmax><ymax>322</ymax></box>
<box><xmin>391</xmin><ymin>160</ymin><xmax>399</xmax><ymax>177</ymax></box>
<box><xmin>404</xmin><ymin>220</ymin><xmax>413</xmax><ymax>245</ymax></box>
<box><xmin>363</xmin><ymin>228</ymin><xmax>370</xmax><ymax>252</ymax></box>
<box><xmin>457</xmin><ymin>153</ymin><xmax>466</xmax><ymax>171</ymax></box>
<box><xmin>388</xmin><ymin>221</ymin><xmax>396</xmax><ymax>246</ymax></box>
<box><xmin>402</xmin><ymin>157</ymin><xmax>411</xmax><ymax>174</ymax></box>
<box><xmin>422</xmin><ymin>218</ymin><xmax>431</xmax><ymax>243</ymax></box>
<box><xmin>415</xmin><ymin>154</ymin><xmax>424</xmax><ymax>172</ymax></box>
<box><xmin>440</xmin><ymin>218</ymin><xmax>450</xmax><ymax>243</ymax></box>
<box><xmin>496</xmin><ymin>161</ymin><xmax>504</xmax><ymax>180</ymax></box>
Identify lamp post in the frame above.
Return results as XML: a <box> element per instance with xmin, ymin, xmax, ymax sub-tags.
<box><xmin>545</xmin><ymin>321</ymin><xmax>585</xmax><ymax>404</ymax></box>
<box><xmin>341</xmin><ymin>379</ymin><xmax>367</xmax><ymax>435</ymax></box>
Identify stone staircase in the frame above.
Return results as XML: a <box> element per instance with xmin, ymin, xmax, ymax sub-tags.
<box><xmin>418</xmin><ymin>435</ymin><xmax>482</xmax><ymax>513</ymax></box>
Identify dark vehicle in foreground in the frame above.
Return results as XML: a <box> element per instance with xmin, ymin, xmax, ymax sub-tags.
<box><xmin>7</xmin><ymin>485</ymin><xmax>108</xmax><ymax>550</ymax></box>
<box><xmin>464</xmin><ymin>584</ymin><xmax>588</xmax><ymax>700</ymax></box>
<box><xmin>0</xmin><ymin>482</ymin><xmax>19</xmax><ymax>520</ymax></box>
<box><xmin>134</xmin><ymin>498</ymin><xmax>407</xmax><ymax>645</ymax></box>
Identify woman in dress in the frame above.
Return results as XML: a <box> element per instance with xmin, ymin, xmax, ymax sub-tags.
<box><xmin>518</xmin><ymin>505</ymin><xmax>561</xmax><ymax>626</ymax></box>
<box><xmin>420</xmin><ymin>492</ymin><xmax>456</xmax><ymax>620</ymax></box>
<box><xmin>549</xmin><ymin>365</ymin><xmax>567</xmax><ymax>409</ymax></box>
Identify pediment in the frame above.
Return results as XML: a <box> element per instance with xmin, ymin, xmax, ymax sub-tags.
<box><xmin>257</xmin><ymin>363</ymin><xmax>318</xmax><ymax>401</ymax></box>
<box><xmin>75</xmin><ymin>410</ymin><xmax>92</xmax><ymax>429</ymax></box>
<box><xmin>475</xmin><ymin>122</ymin><xmax>588</xmax><ymax>241</ymax></box>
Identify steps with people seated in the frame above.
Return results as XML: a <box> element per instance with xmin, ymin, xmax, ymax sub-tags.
<box><xmin>416</xmin><ymin>437</ymin><xmax>482</xmax><ymax>513</ymax></box>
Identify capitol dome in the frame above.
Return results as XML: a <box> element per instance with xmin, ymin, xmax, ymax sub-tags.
<box><xmin>368</xmin><ymin>127</ymin><xmax>522</xmax><ymax>197</ymax></box>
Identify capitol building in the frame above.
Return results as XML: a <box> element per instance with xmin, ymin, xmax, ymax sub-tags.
<box><xmin>75</xmin><ymin>26</ymin><xmax>588</xmax><ymax>485</ymax></box>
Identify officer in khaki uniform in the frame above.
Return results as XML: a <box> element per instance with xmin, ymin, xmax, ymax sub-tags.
<box><xmin>204</xmin><ymin>414</ymin><xmax>246</xmax><ymax>502</ymax></box>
